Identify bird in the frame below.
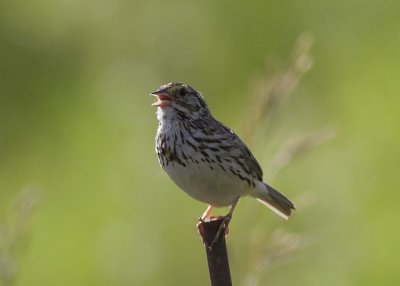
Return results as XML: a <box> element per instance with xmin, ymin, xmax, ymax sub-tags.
<box><xmin>151</xmin><ymin>82</ymin><xmax>295</xmax><ymax>225</ymax></box>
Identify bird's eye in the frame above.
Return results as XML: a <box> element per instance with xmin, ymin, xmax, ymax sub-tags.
<box><xmin>179</xmin><ymin>88</ymin><xmax>187</xmax><ymax>96</ymax></box>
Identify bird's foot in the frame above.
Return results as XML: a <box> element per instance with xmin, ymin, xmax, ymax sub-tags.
<box><xmin>210</xmin><ymin>214</ymin><xmax>231</xmax><ymax>249</ymax></box>
<box><xmin>196</xmin><ymin>217</ymin><xmax>206</xmax><ymax>238</ymax></box>
<box><xmin>197</xmin><ymin>215</ymin><xmax>229</xmax><ymax>251</ymax></box>
<box><xmin>209</xmin><ymin>197</ymin><xmax>240</xmax><ymax>247</ymax></box>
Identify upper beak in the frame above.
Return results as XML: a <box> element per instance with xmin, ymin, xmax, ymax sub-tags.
<box><xmin>150</xmin><ymin>89</ymin><xmax>172</xmax><ymax>108</ymax></box>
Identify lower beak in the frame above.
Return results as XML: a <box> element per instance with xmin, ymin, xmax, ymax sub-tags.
<box><xmin>151</xmin><ymin>93</ymin><xmax>172</xmax><ymax>108</ymax></box>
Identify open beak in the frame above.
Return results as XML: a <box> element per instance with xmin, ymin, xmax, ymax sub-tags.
<box><xmin>150</xmin><ymin>91</ymin><xmax>172</xmax><ymax>108</ymax></box>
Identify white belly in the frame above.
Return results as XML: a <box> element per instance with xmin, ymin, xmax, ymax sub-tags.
<box><xmin>163</xmin><ymin>161</ymin><xmax>250</xmax><ymax>207</ymax></box>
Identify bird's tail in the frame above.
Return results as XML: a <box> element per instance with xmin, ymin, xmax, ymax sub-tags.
<box><xmin>254</xmin><ymin>183</ymin><xmax>295</xmax><ymax>220</ymax></box>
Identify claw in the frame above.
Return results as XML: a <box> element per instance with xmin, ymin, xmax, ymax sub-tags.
<box><xmin>198</xmin><ymin>197</ymin><xmax>241</xmax><ymax>251</ymax></box>
<box><xmin>210</xmin><ymin>214</ymin><xmax>232</xmax><ymax>248</ymax></box>
<box><xmin>196</xmin><ymin>218</ymin><xmax>205</xmax><ymax>242</ymax></box>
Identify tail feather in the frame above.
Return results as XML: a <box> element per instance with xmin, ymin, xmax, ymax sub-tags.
<box><xmin>256</xmin><ymin>183</ymin><xmax>295</xmax><ymax>220</ymax></box>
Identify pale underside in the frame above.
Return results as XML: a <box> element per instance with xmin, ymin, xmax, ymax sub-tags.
<box><xmin>164</xmin><ymin>159</ymin><xmax>261</xmax><ymax>207</ymax></box>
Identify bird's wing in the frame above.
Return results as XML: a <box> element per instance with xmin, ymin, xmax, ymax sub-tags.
<box><xmin>214</xmin><ymin>120</ymin><xmax>264</xmax><ymax>181</ymax></box>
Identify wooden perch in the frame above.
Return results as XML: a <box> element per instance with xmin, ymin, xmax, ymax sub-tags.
<box><xmin>197</xmin><ymin>217</ymin><xmax>233</xmax><ymax>286</ymax></box>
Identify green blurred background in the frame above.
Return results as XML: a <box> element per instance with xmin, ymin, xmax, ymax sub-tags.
<box><xmin>0</xmin><ymin>0</ymin><xmax>399</xmax><ymax>285</ymax></box>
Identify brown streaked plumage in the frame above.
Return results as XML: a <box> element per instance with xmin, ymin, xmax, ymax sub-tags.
<box><xmin>151</xmin><ymin>82</ymin><xmax>295</xmax><ymax>220</ymax></box>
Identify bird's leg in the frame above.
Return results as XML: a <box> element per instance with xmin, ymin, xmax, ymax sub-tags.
<box><xmin>201</xmin><ymin>205</ymin><xmax>213</xmax><ymax>221</ymax></box>
<box><xmin>211</xmin><ymin>196</ymin><xmax>240</xmax><ymax>247</ymax></box>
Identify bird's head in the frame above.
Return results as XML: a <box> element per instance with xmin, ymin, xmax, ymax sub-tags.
<box><xmin>151</xmin><ymin>83</ymin><xmax>209</xmax><ymax>119</ymax></box>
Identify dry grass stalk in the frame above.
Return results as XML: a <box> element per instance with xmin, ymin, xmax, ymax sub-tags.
<box><xmin>243</xmin><ymin>33</ymin><xmax>314</xmax><ymax>143</ymax></box>
<box><xmin>240</xmin><ymin>33</ymin><xmax>336</xmax><ymax>285</ymax></box>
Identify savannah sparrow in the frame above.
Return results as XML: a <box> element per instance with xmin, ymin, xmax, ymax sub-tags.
<box><xmin>151</xmin><ymin>82</ymin><xmax>294</xmax><ymax>221</ymax></box>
